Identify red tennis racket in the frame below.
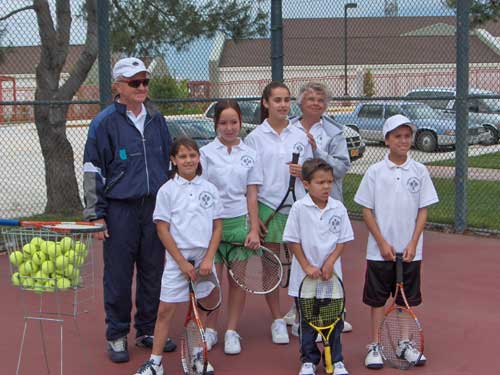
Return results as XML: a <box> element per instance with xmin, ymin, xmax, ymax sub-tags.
<box><xmin>379</xmin><ymin>254</ymin><xmax>425</xmax><ymax>369</ymax></box>
<box><xmin>0</xmin><ymin>219</ymin><xmax>105</xmax><ymax>233</ymax></box>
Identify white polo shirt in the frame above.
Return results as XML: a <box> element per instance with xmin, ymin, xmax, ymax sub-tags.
<box><xmin>354</xmin><ymin>154</ymin><xmax>439</xmax><ymax>261</ymax></box>
<box><xmin>244</xmin><ymin>120</ymin><xmax>313</xmax><ymax>210</ymax></box>
<box><xmin>283</xmin><ymin>194</ymin><xmax>354</xmax><ymax>297</ymax></box>
<box><xmin>200</xmin><ymin>138</ymin><xmax>263</xmax><ymax>218</ymax></box>
<box><xmin>153</xmin><ymin>175</ymin><xmax>223</xmax><ymax>250</ymax></box>
<box><xmin>293</xmin><ymin>119</ymin><xmax>331</xmax><ymax>152</ymax></box>
<box><xmin>126</xmin><ymin>103</ymin><xmax>147</xmax><ymax>135</ymax></box>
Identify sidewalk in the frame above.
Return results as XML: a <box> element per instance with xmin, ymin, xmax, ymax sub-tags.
<box><xmin>427</xmin><ymin>165</ymin><xmax>500</xmax><ymax>181</ymax></box>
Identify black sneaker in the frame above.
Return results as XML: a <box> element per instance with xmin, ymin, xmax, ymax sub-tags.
<box><xmin>107</xmin><ymin>336</ymin><xmax>129</xmax><ymax>363</ymax></box>
<box><xmin>136</xmin><ymin>335</ymin><xmax>177</xmax><ymax>352</ymax></box>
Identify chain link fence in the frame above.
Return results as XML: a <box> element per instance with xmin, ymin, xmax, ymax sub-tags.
<box><xmin>0</xmin><ymin>1</ymin><xmax>499</xmax><ymax>234</ymax></box>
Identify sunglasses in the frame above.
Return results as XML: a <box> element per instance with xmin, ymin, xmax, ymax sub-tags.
<box><xmin>120</xmin><ymin>79</ymin><xmax>150</xmax><ymax>88</ymax></box>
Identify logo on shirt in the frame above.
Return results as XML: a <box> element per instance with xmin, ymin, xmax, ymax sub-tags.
<box><xmin>328</xmin><ymin>215</ymin><xmax>342</xmax><ymax>234</ymax></box>
<box><xmin>199</xmin><ymin>191</ymin><xmax>215</xmax><ymax>209</ymax></box>
<box><xmin>240</xmin><ymin>154</ymin><xmax>255</xmax><ymax>168</ymax></box>
<box><xmin>293</xmin><ymin>142</ymin><xmax>305</xmax><ymax>154</ymax></box>
<box><xmin>406</xmin><ymin>177</ymin><xmax>421</xmax><ymax>193</ymax></box>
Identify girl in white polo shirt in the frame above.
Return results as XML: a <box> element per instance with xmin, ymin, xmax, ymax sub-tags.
<box><xmin>283</xmin><ymin>158</ymin><xmax>354</xmax><ymax>375</ymax></box>
<box><xmin>200</xmin><ymin>100</ymin><xmax>262</xmax><ymax>355</ymax></box>
<box><xmin>245</xmin><ymin>81</ymin><xmax>313</xmax><ymax>345</ymax></box>
<box><xmin>135</xmin><ymin>137</ymin><xmax>223</xmax><ymax>375</ymax></box>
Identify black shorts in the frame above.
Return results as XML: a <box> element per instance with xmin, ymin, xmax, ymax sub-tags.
<box><xmin>362</xmin><ymin>260</ymin><xmax>422</xmax><ymax>308</ymax></box>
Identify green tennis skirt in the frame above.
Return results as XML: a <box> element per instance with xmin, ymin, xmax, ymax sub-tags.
<box><xmin>258</xmin><ymin>202</ymin><xmax>287</xmax><ymax>244</ymax></box>
<box><xmin>215</xmin><ymin>215</ymin><xmax>256</xmax><ymax>264</ymax></box>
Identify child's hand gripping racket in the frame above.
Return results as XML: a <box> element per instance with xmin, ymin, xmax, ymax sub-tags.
<box><xmin>379</xmin><ymin>254</ymin><xmax>424</xmax><ymax>370</ymax></box>
<box><xmin>298</xmin><ymin>273</ymin><xmax>345</xmax><ymax>374</ymax></box>
<box><xmin>261</xmin><ymin>152</ymin><xmax>300</xmax><ymax>288</ymax></box>
<box><xmin>180</xmin><ymin>261</ymin><xmax>220</xmax><ymax>375</ymax></box>
<box><xmin>220</xmin><ymin>242</ymin><xmax>283</xmax><ymax>294</ymax></box>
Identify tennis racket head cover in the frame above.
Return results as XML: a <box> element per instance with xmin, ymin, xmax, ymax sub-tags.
<box><xmin>379</xmin><ymin>254</ymin><xmax>424</xmax><ymax>369</ymax></box>
<box><xmin>190</xmin><ymin>265</ymin><xmax>222</xmax><ymax>312</ymax></box>
<box><xmin>226</xmin><ymin>244</ymin><xmax>283</xmax><ymax>294</ymax></box>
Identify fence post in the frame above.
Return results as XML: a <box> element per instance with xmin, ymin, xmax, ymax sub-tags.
<box><xmin>270</xmin><ymin>0</ymin><xmax>283</xmax><ymax>82</ymax></box>
<box><xmin>97</xmin><ymin>0</ymin><xmax>112</xmax><ymax>109</ymax></box>
<box><xmin>455</xmin><ymin>0</ymin><xmax>471</xmax><ymax>233</ymax></box>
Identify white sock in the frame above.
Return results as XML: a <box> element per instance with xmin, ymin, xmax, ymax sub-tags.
<box><xmin>150</xmin><ymin>354</ymin><xmax>162</xmax><ymax>365</ymax></box>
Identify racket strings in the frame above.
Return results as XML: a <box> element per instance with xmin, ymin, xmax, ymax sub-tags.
<box><xmin>192</xmin><ymin>274</ymin><xmax>222</xmax><ymax>312</ymax></box>
<box><xmin>229</xmin><ymin>247</ymin><xmax>282</xmax><ymax>293</ymax></box>
<box><xmin>298</xmin><ymin>278</ymin><xmax>345</xmax><ymax>327</ymax></box>
<box><xmin>182</xmin><ymin>320</ymin><xmax>206</xmax><ymax>375</ymax></box>
<box><xmin>380</xmin><ymin>308</ymin><xmax>423</xmax><ymax>369</ymax></box>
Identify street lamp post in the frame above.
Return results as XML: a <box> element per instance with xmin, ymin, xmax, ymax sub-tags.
<box><xmin>344</xmin><ymin>3</ymin><xmax>357</xmax><ymax>96</ymax></box>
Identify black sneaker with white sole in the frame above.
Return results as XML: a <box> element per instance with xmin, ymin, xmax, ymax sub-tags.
<box><xmin>136</xmin><ymin>335</ymin><xmax>177</xmax><ymax>352</ymax></box>
<box><xmin>107</xmin><ymin>336</ymin><xmax>129</xmax><ymax>363</ymax></box>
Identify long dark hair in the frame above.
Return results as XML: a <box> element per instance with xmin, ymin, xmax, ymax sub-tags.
<box><xmin>260</xmin><ymin>81</ymin><xmax>291</xmax><ymax>123</ymax></box>
<box><xmin>213</xmin><ymin>99</ymin><xmax>242</xmax><ymax>130</ymax></box>
<box><xmin>170</xmin><ymin>137</ymin><xmax>202</xmax><ymax>177</ymax></box>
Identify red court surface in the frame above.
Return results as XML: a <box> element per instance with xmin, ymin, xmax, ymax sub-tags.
<box><xmin>1</xmin><ymin>220</ymin><xmax>499</xmax><ymax>375</ymax></box>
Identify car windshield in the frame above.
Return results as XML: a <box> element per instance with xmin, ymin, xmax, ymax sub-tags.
<box><xmin>401</xmin><ymin>103</ymin><xmax>436</xmax><ymax>119</ymax></box>
<box><xmin>482</xmin><ymin>98</ymin><xmax>500</xmax><ymax>112</ymax></box>
<box><xmin>169</xmin><ymin>121</ymin><xmax>215</xmax><ymax>139</ymax></box>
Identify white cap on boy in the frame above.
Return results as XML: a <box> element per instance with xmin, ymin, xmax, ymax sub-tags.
<box><xmin>112</xmin><ymin>57</ymin><xmax>150</xmax><ymax>80</ymax></box>
<box><xmin>383</xmin><ymin>114</ymin><xmax>417</xmax><ymax>138</ymax></box>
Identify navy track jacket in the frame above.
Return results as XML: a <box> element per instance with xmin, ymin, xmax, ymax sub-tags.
<box><xmin>83</xmin><ymin>100</ymin><xmax>172</xmax><ymax>221</ymax></box>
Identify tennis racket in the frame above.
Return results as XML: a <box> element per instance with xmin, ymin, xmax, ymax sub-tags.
<box><xmin>379</xmin><ymin>254</ymin><xmax>424</xmax><ymax>370</ymax></box>
<box><xmin>0</xmin><ymin>219</ymin><xmax>106</xmax><ymax>233</ymax></box>
<box><xmin>298</xmin><ymin>273</ymin><xmax>345</xmax><ymax>374</ymax></box>
<box><xmin>181</xmin><ymin>261</ymin><xmax>209</xmax><ymax>375</ymax></box>
<box><xmin>220</xmin><ymin>242</ymin><xmax>283</xmax><ymax>294</ymax></box>
<box><xmin>262</xmin><ymin>152</ymin><xmax>300</xmax><ymax>288</ymax></box>
<box><xmin>189</xmin><ymin>263</ymin><xmax>222</xmax><ymax>313</ymax></box>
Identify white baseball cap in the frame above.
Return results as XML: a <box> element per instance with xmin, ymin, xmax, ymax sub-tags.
<box><xmin>383</xmin><ymin>114</ymin><xmax>416</xmax><ymax>138</ymax></box>
<box><xmin>112</xmin><ymin>57</ymin><xmax>150</xmax><ymax>80</ymax></box>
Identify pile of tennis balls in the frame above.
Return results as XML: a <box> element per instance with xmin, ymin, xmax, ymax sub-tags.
<box><xmin>9</xmin><ymin>236</ymin><xmax>88</xmax><ymax>292</ymax></box>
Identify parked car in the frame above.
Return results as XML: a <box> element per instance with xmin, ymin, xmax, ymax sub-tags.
<box><xmin>204</xmin><ymin>100</ymin><xmax>366</xmax><ymax>161</ymax></box>
<box><xmin>334</xmin><ymin>101</ymin><xmax>489</xmax><ymax>152</ymax></box>
<box><xmin>406</xmin><ymin>87</ymin><xmax>500</xmax><ymax>145</ymax></box>
<box><xmin>166</xmin><ymin>118</ymin><xmax>216</xmax><ymax>147</ymax></box>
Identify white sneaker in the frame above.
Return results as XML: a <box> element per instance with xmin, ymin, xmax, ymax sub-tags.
<box><xmin>135</xmin><ymin>359</ymin><xmax>164</xmax><ymax>375</ymax></box>
<box><xmin>283</xmin><ymin>305</ymin><xmax>297</xmax><ymax>326</ymax></box>
<box><xmin>192</xmin><ymin>353</ymin><xmax>215</xmax><ymax>375</ymax></box>
<box><xmin>299</xmin><ymin>362</ymin><xmax>316</xmax><ymax>375</ymax></box>
<box><xmin>333</xmin><ymin>361</ymin><xmax>349</xmax><ymax>375</ymax></box>
<box><xmin>271</xmin><ymin>319</ymin><xmax>290</xmax><ymax>344</ymax></box>
<box><xmin>224</xmin><ymin>330</ymin><xmax>241</xmax><ymax>355</ymax></box>
<box><xmin>365</xmin><ymin>342</ymin><xmax>384</xmax><ymax>369</ymax></box>
<box><xmin>342</xmin><ymin>321</ymin><xmax>353</xmax><ymax>333</ymax></box>
<box><xmin>396</xmin><ymin>340</ymin><xmax>426</xmax><ymax>366</ymax></box>
<box><xmin>204</xmin><ymin>328</ymin><xmax>218</xmax><ymax>351</ymax></box>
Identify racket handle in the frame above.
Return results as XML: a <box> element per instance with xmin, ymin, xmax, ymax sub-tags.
<box><xmin>288</xmin><ymin>152</ymin><xmax>300</xmax><ymax>188</ymax></box>
<box><xmin>396</xmin><ymin>254</ymin><xmax>403</xmax><ymax>284</ymax></box>
<box><xmin>324</xmin><ymin>346</ymin><xmax>333</xmax><ymax>374</ymax></box>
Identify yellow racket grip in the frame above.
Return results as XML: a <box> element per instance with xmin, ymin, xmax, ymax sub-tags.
<box><xmin>324</xmin><ymin>346</ymin><xmax>333</xmax><ymax>374</ymax></box>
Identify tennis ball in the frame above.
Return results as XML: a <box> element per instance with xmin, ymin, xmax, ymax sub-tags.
<box><xmin>56</xmin><ymin>277</ymin><xmax>71</xmax><ymax>290</ymax></box>
<box><xmin>65</xmin><ymin>250</ymin><xmax>76</xmax><ymax>263</ymax></box>
<box><xmin>18</xmin><ymin>263</ymin><xmax>28</xmax><ymax>276</ymax></box>
<box><xmin>71</xmin><ymin>269</ymin><xmax>81</xmax><ymax>287</ymax></box>
<box><xmin>30</xmin><ymin>237</ymin><xmax>44</xmax><ymax>250</ymax></box>
<box><xmin>11</xmin><ymin>272</ymin><xmax>21</xmax><ymax>286</ymax></box>
<box><xmin>33</xmin><ymin>281</ymin><xmax>46</xmax><ymax>294</ymax></box>
<box><xmin>22</xmin><ymin>243</ymin><xmax>35</xmax><ymax>258</ymax></box>
<box><xmin>20</xmin><ymin>277</ymin><xmax>34</xmax><ymax>289</ymax></box>
<box><xmin>41</xmin><ymin>260</ymin><xmax>55</xmax><ymax>275</ymax></box>
<box><xmin>55</xmin><ymin>255</ymin><xmax>68</xmax><ymax>271</ymax></box>
<box><xmin>23</xmin><ymin>260</ymin><xmax>38</xmax><ymax>275</ymax></box>
<box><xmin>44</xmin><ymin>242</ymin><xmax>60</xmax><ymax>259</ymax></box>
<box><xmin>74</xmin><ymin>241</ymin><xmax>86</xmax><ymax>254</ymax></box>
<box><xmin>75</xmin><ymin>254</ymin><xmax>85</xmax><ymax>266</ymax></box>
<box><xmin>59</xmin><ymin>237</ymin><xmax>73</xmax><ymax>253</ymax></box>
<box><xmin>9</xmin><ymin>251</ymin><xmax>24</xmax><ymax>266</ymax></box>
<box><xmin>31</xmin><ymin>251</ymin><xmax>47</xmax><ymax>265</ymax></box>
<box><xmin>63</xmin><ymin>264</ymin><xmax>75</xmax><ymax>278</ymax></box>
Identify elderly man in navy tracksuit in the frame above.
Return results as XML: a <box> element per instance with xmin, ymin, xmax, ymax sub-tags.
<box><xmin>83</xmin><ymin>57</ymin><xmax>176</xmax><ymax>363</ymax></box>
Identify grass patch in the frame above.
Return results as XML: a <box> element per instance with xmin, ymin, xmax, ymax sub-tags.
<box><xmin>343</xmin><ymin>174</ymin><xmax>500</xmax><ymax>231</ymax></box>
<box><xmin>426</xmin><ymin>152</ymin><xmax>500</xmax><ymax>169</ymax></box>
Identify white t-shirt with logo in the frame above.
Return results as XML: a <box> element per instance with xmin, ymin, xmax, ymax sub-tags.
<box><xmin>153</xmin><ymin>175</ymin><xmax>223</xmax><ymax>249</ymax></box>
<box><xmin>354</xmin><ymin>155</ymin><xmax>439</xmax><ymax>261</ymax></box>
<box><xmin>200</xmin><ymin>138</ymin><xmax>262</xmax><ymax>218</ymax></box>
<box><xmin>283</xmin><ymin>194</ymin><xmax>354</xmax><ymax>297</ymax></box>
<box><xmin>244</xmin><ymin>120</ymin><xmax>313</xmax><ymax>210</ymax></box>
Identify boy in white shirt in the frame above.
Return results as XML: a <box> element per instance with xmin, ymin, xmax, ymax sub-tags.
<box><xmin>283</xmin><ymin>158</ymin><xmax>354</xmax><ymax>375</ymax></box>
<box><xmin>354</xmin><ymin>115</ymin><xmax>439</xmax><ymax>370</ymax></box>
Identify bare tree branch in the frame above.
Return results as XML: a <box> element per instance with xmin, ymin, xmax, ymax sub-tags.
<box><xmin>0</xmin><ymin>5</ymin><xmax>35</xmax><ymax>22</ymax></box>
